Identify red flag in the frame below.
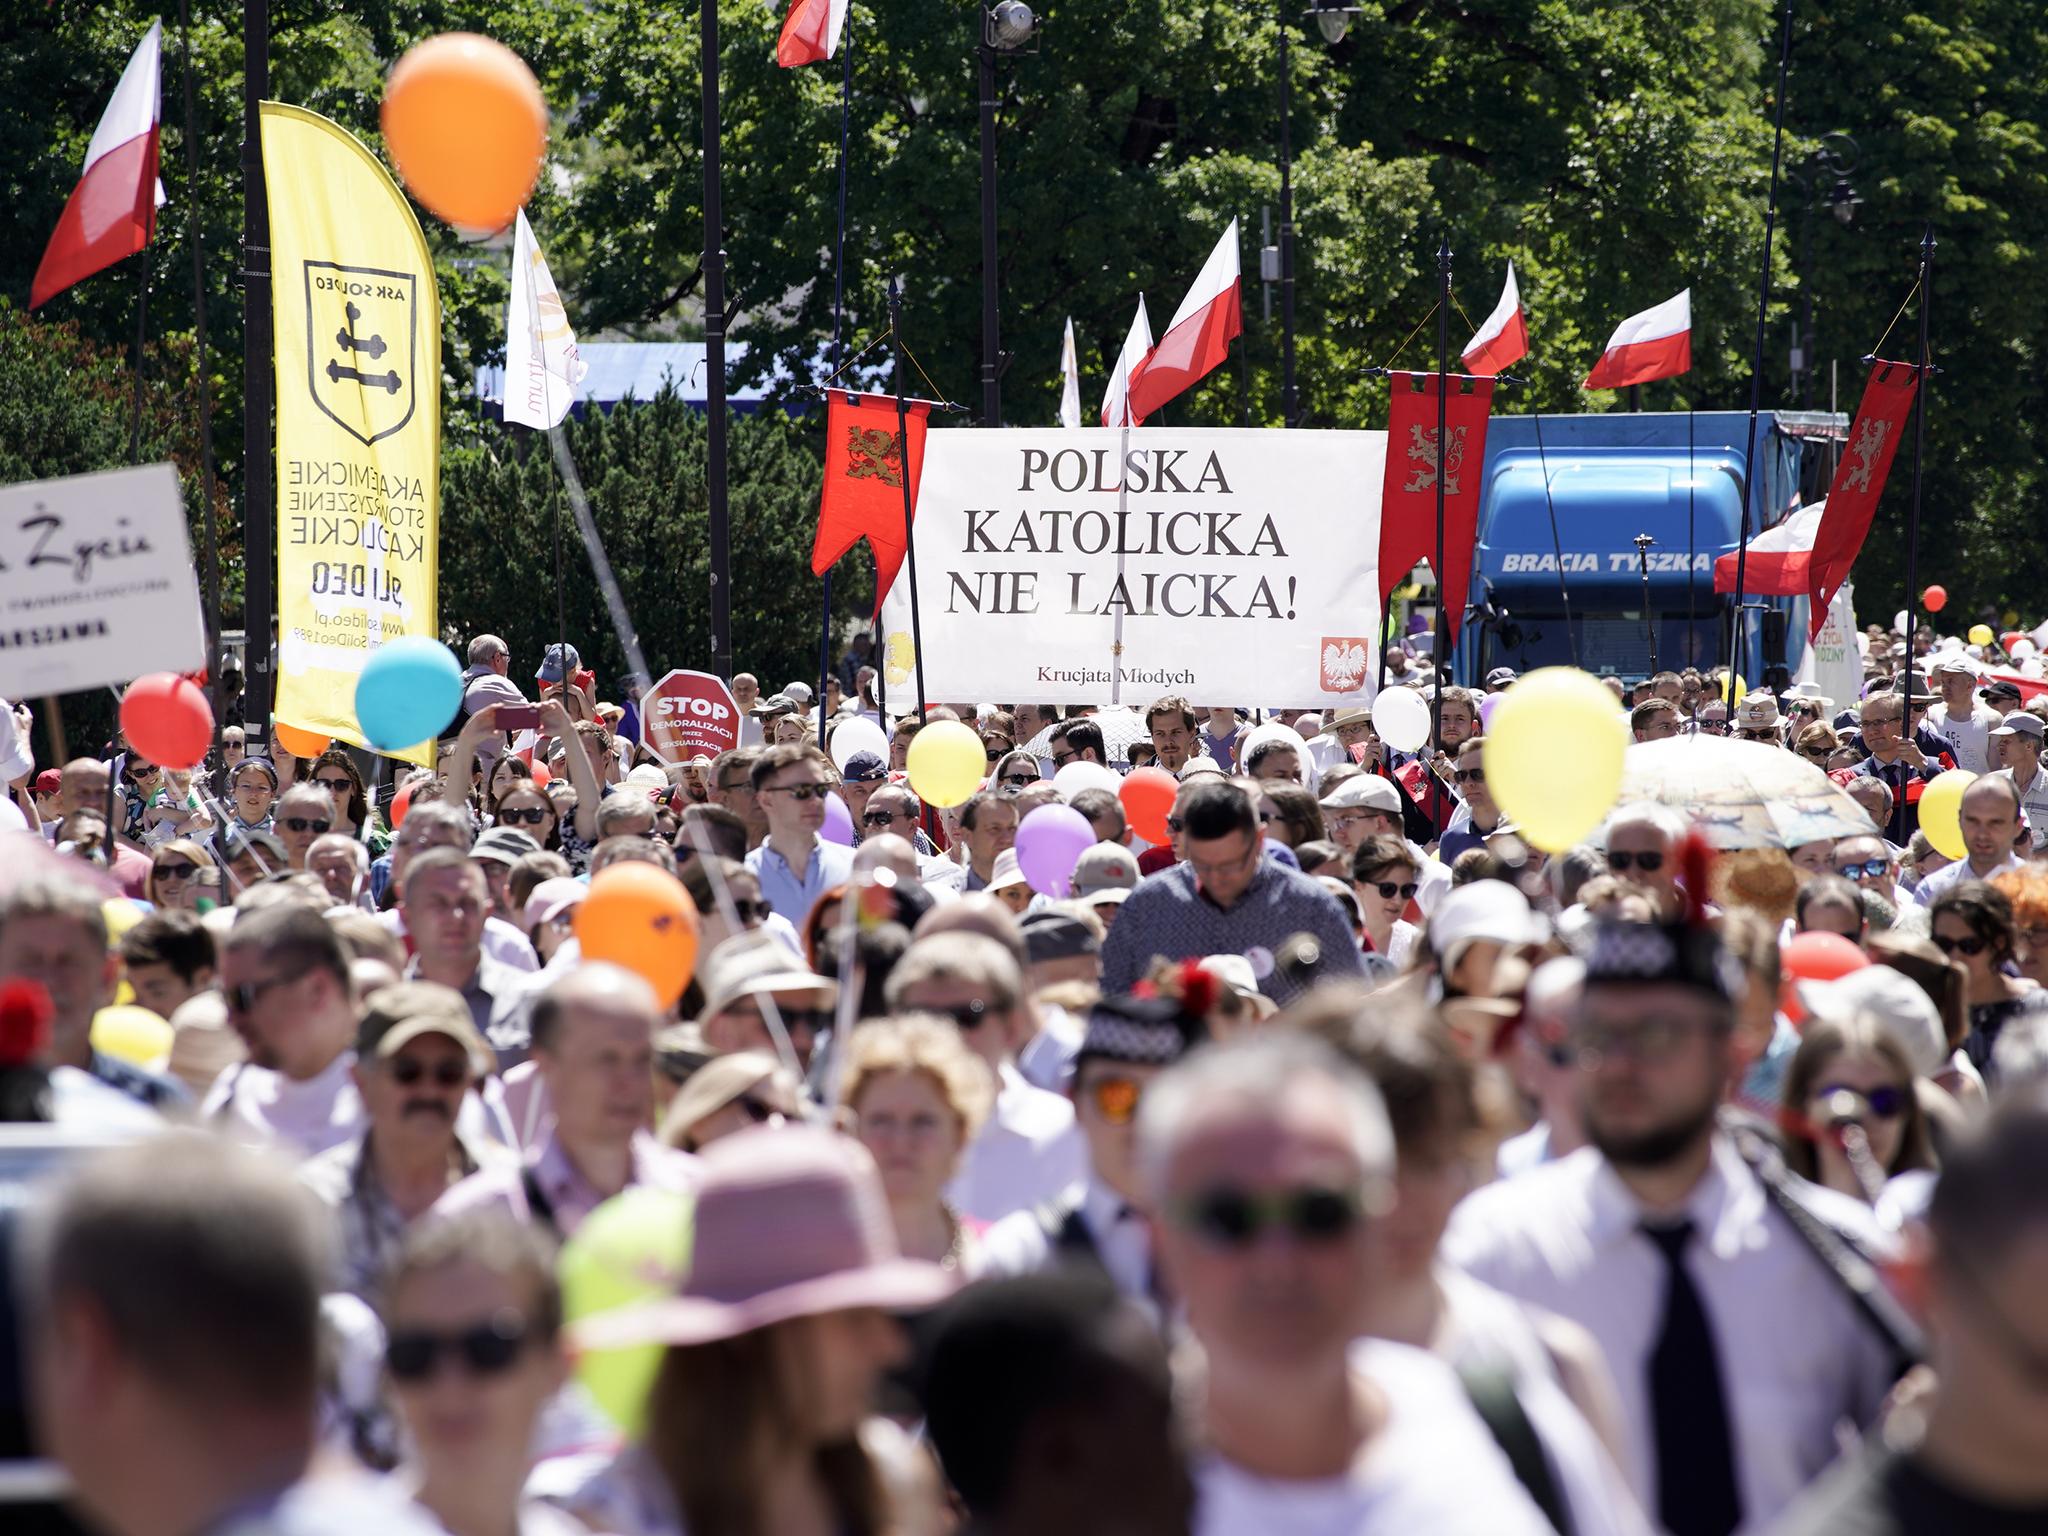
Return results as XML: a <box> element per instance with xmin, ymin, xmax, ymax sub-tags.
<box><xmin>1377</xmin><ymin>372</ymin><xmax>1495</xmax><ymax>642</ymax></box>
<box><xmin>1583</xmin><ymin>289</ymin><xmax>1690</xmax><ymax>391</ymax></box>
<box><xmin>31</xmin><ymin>21</ymin><xmax>162</xmax><ymax>308</ymax></box>
<box><xmin>777</xmin><ymin>0</ymin><xmax>849</xmax><ymax>66</ymax></box>
<box><xmin>1806</xmin><ymin>361</ymin><xmax>1920</xmax><ymax>639</ymax></box>
<box><xmin>1125</xmin><ymin>220</ymin><xmax>1242</xmax><ymax>421</ymax></box>
<box><xmin>810</xmin><ymin>390</ymin><xmax>931</xmax><ymax>617</ymax></box>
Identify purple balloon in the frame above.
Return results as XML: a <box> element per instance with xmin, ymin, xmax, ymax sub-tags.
<box><xmin>821</xmin><ymin>790</ymin><xmax>856</xmax><ymax>846</ymax></box>
<box><xmin>1479</xmin><ymin>691</ymin><xmax>1503</xmax><ymax>729</ymax></box>
<box><xmin>1015</xmin><ymin>804</ymin><xmax>1097</xmax><ymax>898</ymax></box>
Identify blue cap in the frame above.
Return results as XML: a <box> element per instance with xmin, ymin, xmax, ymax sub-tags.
<box><xmin>536</xmin><ymin>643</ymin><xmax>581</xmax><ymax>683</ymax></box>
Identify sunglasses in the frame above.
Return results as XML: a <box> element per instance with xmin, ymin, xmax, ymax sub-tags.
<box><xmin>385</xmin><ymin>1313</ymin><xmax>533</xmax><ymax>1383</ymax></box>
<box><xmin>999</xmin><ymin>774</ymin><xmax>1037</xmax><ymax>790</ymax></box>
<box><xmin>389</xmin><ymin>1056</ymin><xmax>469</xmax><ymax>1089</ymax></box>
<box><xmin>1166</xmin><ymin>815</ymin><xmax>1186</xmax><ymax>835</ymax></box>
<box><xmin>498</xmin><ymin>805</ymin><xmax>552</xmax><ymax>826</ymax></box>
<box><xmin>126</xmin><ymin>763</ymin><xmax>160</xmax><ymax>780</ymax></box>
<box><xmin>862</xmin><ymin>809</ymin><xmax>905</xmax><ymax>827</ymax></box>
<box><xmin>1361</xmin><ymin>879</ymin><xmax>1418</xmax><ymax>901</ymax></box>
<box><xmin>1169</xmin><ymin>1185</ymin><xmax>1365</xmax><ymax>1248</ymax></box>
<box><xmin>1085</xmin><ymin>1074</ymin><xmax>1143</xmax><ymax>1126</ymax></box>
<box><xmin>314</xmin><ymin>776</ymin><xmax>354</xmax><ymax>794</ymax></box>
<box><xmin>928</xmin><ymin>999</ymin><xmax>993</xmax><ymax>1032</ymax></box>
<box><xmin>1607</xmin><ymin>849</ymin><xmax>1665</xmax><ymax>873</ymax></box>
<box><xmin>153</xmin><ymin>861</ymin><xmax>198</xmax><ymax>882</ymax></box>
<box><xmin>1837</xmin><ymin>858</ymin><xmax>1888</xmax><ymax>880</ymax></box>
<box><xmin>1050</xmin><ymin>750</ymin><xmax>1077</xmax><ymax>768</ymax></box>
<box><xmin>1453</xmin><ymin>768</ymin><xmax>1485</xmax><ymax>785</ymax></box>
<box><xmin>280</xmin><ymin>816</ymin><xmax>331</xmax><ymax>834</ymax></box>
<box><xmin>1933</xmin><ymin>932</ymin><xmax>1988</xmax><ymax>957</ymax></box>
<box><xmin>985</xmin><ymin>746</ymin><xmax>1009</xmax><ymax>763</ymax></box>
<box><xmin>1816</xmin><ymin>1081</ymin><xmax>1909</xmax><ymax>1119</ymax></box>
<box><xmin>765</xmin><ymin>782</ymin><xmax>831</xmax><ymax>801</ymax></box>
<box><xmin>729</xmin><ymin>899</ymin><xmax>771</xmax><ymax>925</ymax></box>
<box><xmin>227</xmin><ymin>969</ymin><xmax>305</xmax><ymax>1014</ymax></box>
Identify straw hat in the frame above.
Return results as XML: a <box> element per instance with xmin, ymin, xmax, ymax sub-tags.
<box><xmin>573</xmin><ymin>1126</ymin><xmax>955</xmax><ymax>1349</ymax></box>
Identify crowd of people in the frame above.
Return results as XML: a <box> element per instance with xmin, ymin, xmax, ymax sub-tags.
<box><xmin>4</xmin><ymin>617</ymin><xmax>2048</xmax><ymax>1536</ymax></box>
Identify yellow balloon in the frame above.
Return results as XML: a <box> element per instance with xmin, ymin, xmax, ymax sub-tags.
<box><xmin>1483</xmin><ymin>668</ymin><xmax>1628</xmax><ymax>853</ymax></box>
<box><xmin>906</xmin><ymin>719</ymin><xmax>987</xmax><ymax>808</ymax></box>
<box><xmin>1917</xmin><ymin>768</ymin><xmax>1976</xmax><ymax>861</ymax></box>
<box><xmin>91</xmin><ymin>1004</ymin><xmax>173</xmax><ymax>1069</ymax></box>
<box><xmin>1969</xmin><ymin>624</ymin><xmax>1995</xmax><ymax>647</ymax></box>
<box><xmin>561</xmin><ymin>1187</ymin><xmax>694</xmax><ymax>1435</ymax></box>
<box><xmin>1720</xmin><ymin>673</ymin><xmax>1748</xmax><ymax>705</ymax></box>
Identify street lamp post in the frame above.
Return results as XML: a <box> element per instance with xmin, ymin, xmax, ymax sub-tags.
<box><xmin>1787</xmin><ymin>133</ymin><xmax>1860</xmax><ymax>406</ymax></box>
<box><xmin>979</xmin><ymin>1</ymin><xmax>1037</xmax><ymax>428</ymax></box>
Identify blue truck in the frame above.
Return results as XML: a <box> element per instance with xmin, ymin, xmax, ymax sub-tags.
<box><xmin>1446</xmin><ymin>409</ymin><xmax>1846</xmax><ymax>682</ymax></box>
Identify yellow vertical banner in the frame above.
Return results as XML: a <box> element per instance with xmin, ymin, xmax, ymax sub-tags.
<box><xmin>261</xmin><ymin>101</ymin><xmax>439</xmax><ymax>764</ymax></box>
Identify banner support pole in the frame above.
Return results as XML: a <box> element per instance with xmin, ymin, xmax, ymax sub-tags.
<box><xmin>178</xmin><ymin>0</ymin><xmax>223</xmax><ymax>765</ymax></box>
<box><xmin>1432</xmin><ymin>234</ymin><xmax>1450</xmax><ymax>756</ymax></box>
<box><xmin>1725</xmin><ymin>0</ymin><xmax>1795</xmax><ymax>687</ymax></box>
<box><xmin>1530</xmin><ymin>411</ymin><xmax>1579</xmax><ymax>669</ymax></box>
<box><xmin>702</xmin><ymin>0</ymin><xmax>733</xmax><ymax>683</ymax></box>
<box><xmin>887</xmin><ymin>279</ymin><xmax>928</xmax><ymax>716</ymax></box>
<box><xmin>819</xmin><ymin>20</ymin><xmax>855</xmax><ymax>741</ymax></box>
<box><xmin>240</xmin><ymin>0</ymin><xmax>274</xmax><ymax>738</ymax></box>
<box><xmin>1898</xmin><ymin>226</ymin><xmax>1934</xmax><ymax>702</ymax></box>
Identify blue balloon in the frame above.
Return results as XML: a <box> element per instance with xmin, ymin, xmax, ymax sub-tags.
<box><xmin>354</xmin><ymin>636</ymin><xmax>463</xmax><ymax>751</ymax></box>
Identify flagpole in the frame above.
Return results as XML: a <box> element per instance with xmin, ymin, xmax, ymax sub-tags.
<box><xmin>1432</xmin><ymin>235</ymin><xmax>1449</xmax><ymax>755</ymax></box>
<box><xmin>887</xmin><ymin>278</ymin><xmax>928</xmax><ymax>715</ymax></box>
<box><xmin>1724</xmin><ymin>0</ymin><xmax>1795</xmax><ymax>687</ymax></box>
<box><xmin>240</xmin><ymin>0</ymin><xmax>274</xmax><ymax>738</ymax></box>
<box><xmin>178</xmin><ymin>0</ymin><xmax>223</xmax><ymax>764</ymax></box>
<box><xmin>1529</xmin><ymin>411</ymin><xmax>1579</xmax><ymax>669</ymax></box>
<box><xmin>702</xmin><ymin>0</ymin><xmax>733</xmax><ymax>683</ymax></box>
<box><xmin>129</xmin><ymin>258</ymin><xmax>148</xmax><ymax>466</ymax></box>
<box><xmin>819</xmin><ymin>16</ymin><xmax>855</xmax><ymax>742</ymax></box>
<box><xmin>1897</xmin><ymin>226</ymin><xmax>1934</xmax><ymax>703</ymax></box>
<box><xmin>1686</xmin><ymin>403</ymin><xmax>1697</xmax><ymax>662</ymax></box>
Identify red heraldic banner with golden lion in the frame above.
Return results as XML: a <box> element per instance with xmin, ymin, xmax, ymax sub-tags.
<box><xmin>1376</xmin><ymin>372</ymin><xmax>1496</xmax><ymax>643</ymax></box>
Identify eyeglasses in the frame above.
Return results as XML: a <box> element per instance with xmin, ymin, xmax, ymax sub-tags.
<box><xmin>1739</xmin><ymin>729</ymin><xmax>1780</xmax><ymax>742</ymax></box>
<box><xmin>126</xmin><ymin>762</ymin><xmax>160</xmax><ymax>780</ymax></box>
<box><xmin>280</xmin><ymin>816</ymin><xmax>331</xmax><ymax>834</ymax></box>
<box><xmin>763</xmin><ymin>782</ymin><xmax>831</xmax><ymax>801</ymax></box>
<box><xmin>1696</xmin><ymin>720</ymin><xmax>1730</xmax><ymax>734</ymax></box>
<box><xmin>314</xmin><ymin>776</ymin><xmax>354</xmax><ymax>794</ymax></box>
<box><xmin>1453</xmin><ymin>768</ymin><xmax>1485</xmax><ymax>785</ymax></box>
<box><xmin>925</xmin><ymin>999</ymin><xmax>994</xmax><ymax>1031</ymax></box>
<box><xmin>1836</xmin><ymin>858</ymin><xmax>1889</xmax><ymax>880</ymax></box>
<box><xmin>999</xmin><ymin>774</ymin><xmax>1037</xmax><ymax>790</ymax></box>
<box><xmin>385</xmin><ymin>1312</ymin><xmax>533</xmax><ymax>1383</ymax></box>
<box><xmin>388</xmin><ymin>1056</ymin><xmax>469</xmax><ymax>1089</ymax></box>
<box><xmin>729</xmin><ymin>899</ymin><xmax>771</xmax><ymax>925</ymax></box>
<box><xmin>1169</xmin><ymin>1185</ymin><xmax>1365</xmax><ymax>1248</ymax></box>
<box><xmin>1085</xmin><ymin>1074</ymin><xmax>1143</xmax><ymax>1126</ymax></box>
<box><xmin>1050</xmin><ymin>750</ymin><xmax>1077</xmax><ymax>768</ymax></box>
<box><xmin>227</xmin><ymin>968</ymin><xmax>306</xmax><ymax>1015</ymax></box>
<box><xmin>862</xmin><ymin>809</ymin><xmax>906</xmax><ymax>827</ymax></box>
<box><xmin>985</xmin><ymin>746</ymin><xmax>1010</xmax><ymax>763</ymax></box>
<box><xmin>1933</xmin><ymin>932</ymin><xmax>1988</xmax><ymax>957</ymax></box>
<box><xmin>1607</xmin><ymin>849</ymin><xmax>1665</xmax><ymax>873</ymax></box>
<box><xmin>1816</xmin><ymin>1081</ymin><xmax>1909</xmax><ymax>1119</ymax></box>
<box><xmin>153</xmin><ymin>861</ymin><xmax>198</xmax><ymax>882</ymax></box>
<box><xmin>1361</xmin><ymin>878</ymin><xmax>1418</xmax><ymax>901</ymax></box>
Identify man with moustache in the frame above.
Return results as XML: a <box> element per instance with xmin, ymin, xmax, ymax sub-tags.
<box><xmin>299</xmin><ymin>982</ymin><xmax>517</xmax><ymax>1300</ymax></box>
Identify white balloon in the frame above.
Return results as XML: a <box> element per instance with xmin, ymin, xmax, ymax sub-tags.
<box><xmin>2014</xmin><ymin>638</ymin><xmax>2039</xmax><ymax>660</ymax></box>
<box><xmin>1375</xmin><ymin>688</ymin><xmax>1432</xmax><ymax>753</ymax></box>
<box><xmin>1053</xmin><ymin>760</ymin><xmax>1121</xmax><ymax>802</ymax></box>
<box><xmin>827</xmin><ymin>714</ymin><xmax>889</xmax><ymax>772</ymax></box>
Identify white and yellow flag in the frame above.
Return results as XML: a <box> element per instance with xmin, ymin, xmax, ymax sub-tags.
<box><xmin>504</xmin><ymin>208</ymin><xmax>586</xmax><ymax>429</ymax></box>
<box><xmin>262</xmin><ymin>101</ymin><xmax>439</xmax><ymax>762</ymax></box>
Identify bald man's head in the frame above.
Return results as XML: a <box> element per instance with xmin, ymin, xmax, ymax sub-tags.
<box><xmin>851</xmin><ymin>833</ymin><xmax>919</xmax><ymax>884</ymax></box>
<box><xmin>60</xmin><ymin>757</ymin><xmax>109</xmax><ymax>816</ymax></box>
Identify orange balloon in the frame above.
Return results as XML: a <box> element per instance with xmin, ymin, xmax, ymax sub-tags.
<box><xmin>574</xmin><ymin>863</ymin><xmax>700</xmax><ymax>1011</ymax></box>
<box><xmin>273</xmin><ymin>722</ymin><xmax>331</xmax><ymax>759</ymax></box>
<box><xmin>390</xmin><ymin>783</ymin><xmax>416</xmax><ymax>828</ymax></box>
<box><xmin>382</xmin><ymin>33</ymin><xmax>547</xmax><ymax>232</ymax></box>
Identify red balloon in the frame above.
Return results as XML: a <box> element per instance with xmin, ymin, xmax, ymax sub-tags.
<box><xmin>1779</xmin><ymin>930</ymin><xmax>1869</xmax><ymax>1025</ymax></box>
<box><xmin>118</xmin><ymin>673</ymin><xmax>212</xmax><ymax>770</ymax></box>
<box><xmin>390</xmin><ymin>783</ymin><xmax>416</xmax><ymax>828</ymax></box>
<box><xmin>1921</xmin><ymin>584</ymin><xmax>1947</xmax><ymax>613</ymax></box>
<box><xmin>1119</xmin><ymin>766</ymin><xmax>1180</xmax><ymax>847</ymax></box>
<box><xmin>2002</xmin><ymin>631</ymin><xmax>2027</xmax><ymax>653</ymax></box>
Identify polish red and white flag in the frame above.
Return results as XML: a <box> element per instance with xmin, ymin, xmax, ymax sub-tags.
<box><xmin>1582</xmin><ymin>288</ymin><xmax>1691</xmax><ymax>392</ymax></box>
<box><xmin>1461</xmin><ymin>261</ymin><xmax>1528</xmax><ymax>377</ymax></box>
<box><xmin>777</xmin><ymin>0</ymin><xmax>849</xmax><ymax>67</ymax></box>
<box><xmin>1100</xmin><ymin>296</ymin><xmax>1154</xmax><ymax>428</ymax></box>
<box><xmin>1125</xmin><ymin>219</ymin><xmax>1242</xmax><ymax>421</ymax></box>
<box><xmin>31</xmin><ymin>20</ymin><xmax>164</xmax><ymax>308</ymax></box>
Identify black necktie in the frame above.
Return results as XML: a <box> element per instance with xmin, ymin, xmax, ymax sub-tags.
<box><xmin>1642</xmin><ymin>1219</ymin><xmax>1742</xmax><ymax>1536</ymax></box>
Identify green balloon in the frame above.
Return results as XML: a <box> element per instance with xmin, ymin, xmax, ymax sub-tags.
<box><xmin>559</xmin><ymin>1186</ymin><xmax>694</xmax><ymax>1435</ymax></box>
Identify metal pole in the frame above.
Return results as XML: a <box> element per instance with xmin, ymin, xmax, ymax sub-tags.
<box><xmin>1725</xmin><ymin>0</ymin><xmax>1795</xmax><ymax>688</ymax></box>
<box><xmin>820</xmin><ymin>24</ymin><xmax>855</xmax><ymax>740</ymax></box>
<box><xmin>179</xmin><ymin>0</ymin><xmax>223</xmax><ymax>763</ymax></box>
<box><xmin>978</xmin><ymin>30</ymin><xmax>1001</xmax><ymax>427</ymax></box>
<box><xmin>1529</xmin><ymin>411</ymin><xmax>1578</xmax><ymax>668</ymax></box>
<box><xmin>1432</xmin><ymin>236</ymin><xmax>1450</xmax><ymax>759</ymax></box>
<box><xmin>1635</xmin><ymin>533</ymin><xmax>1659</xmax><ymax>673</ymax></box>
<box><xmin>129</xmin><ymin>260</ymin><xmax>148</xmax><ymax>465</ymax></box>
<box><xmin>887</xmin><ymin>279</ymin><xmax>928</xmax><ymax>715</ymax></box>
<box><xmin>1278</xmin><ymin>13</ymin><xmax>1297</xmax><ymax>426</ymax></box>
<box><xmin>703</xmin><ymin>0</ymin><xmax>733</xmax><ymax>683</ymax></box>
<box><xmin>1898</xmin><ymin>227</ymin><xmax>1934</xmax><ymax>701</ymax></box>
<box><xmin>240</xmin><ymin>0</ymin><xmax>273</xmax><ymax>738</ymax></box>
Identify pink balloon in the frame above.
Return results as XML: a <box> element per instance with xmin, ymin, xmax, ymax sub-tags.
<box><xmin>821</xmin><ymin>791</ymin><xmax>856</xmax><ymax>847</ymax></box>
<box><xmin>1015</xmin><ymin>804</ymin><xmax>1097</xmax><ymax>897</ymax></box>
<box><xmin>1479</xmin><ymin>692</ymin><xmax>1503</xmax><ymax>730</ymax></box>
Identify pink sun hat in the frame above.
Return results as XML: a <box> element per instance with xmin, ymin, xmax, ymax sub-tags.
<box><xmin>573</xmin><ymin>1125</ymin><xmax>955</xmax><ymax>1350</ymax></box>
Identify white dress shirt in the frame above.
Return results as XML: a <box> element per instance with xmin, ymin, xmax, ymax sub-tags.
<box><xmin>974</xmin><ymin>1175</ymin><xmax>1156</xmax><ymax>1313</ymax></box>
<box><xmin>1443</xmin><ymin>1137</ymin><xmax>1897</xmax><ymax>1532</ymax></box>
<box><xmin>1912</xmin><ymin>850</ymin><xmax>2024</xmax><ymax>906</ymax></box>
<box><xmin>945</xmin><ymin>1061</ymin><xmax>1087</xmax><ymax>1224</ymax></box>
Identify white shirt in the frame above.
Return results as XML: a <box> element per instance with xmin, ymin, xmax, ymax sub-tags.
<box><xmin>376</xmin><ymin>908</ymin><xmax>540</xmax><ymax>972</ymax></box>
<box><xmin>1912</xmin><ymin>849</ymin><xmax>2024</xmax><ymax>907</ymax></box>
<box><xmin>203</xmin><ymin>1047</ymin><xmax>364</xmax><ymax>1160</ymax></box>
<box><xmin>975</xmin><ymin>1175</ymin><xmax>1157</xmax><ymax>1316</ymax></box>
<box><xmin>1193</xmin><ymin>1340</ymin><xmax>1555</xmax><ymax>1536</ymax></box>
<box><xmin>1443</xmin><ymin>1137</ymin><xmax>1897</xmax><ymax>1532</ymax></box>
<box><xmin>945</xmin><ymin>1061</ymin><xmax>1087</xmax><ymax>1224</ymax></box>
<box><xmin>1997</xmin><ymin>763</ymin><xmax>2048</xmax><ymax>841</ymax></box>
<box><xmin>1927</xmin><ymin>699</ymin><xmax>2001</xmax><ymax>774</ymax></box>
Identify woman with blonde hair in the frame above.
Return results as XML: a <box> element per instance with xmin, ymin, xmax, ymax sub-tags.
<box><xmin>841</xmin><ymin>1015</ymin><xmax>996</xmax><ymax>1269</ymax></box>
<box><xmin>146</xmin><ymin>837</ymin><xmax>221</xmax><ymax>913</ymax></box>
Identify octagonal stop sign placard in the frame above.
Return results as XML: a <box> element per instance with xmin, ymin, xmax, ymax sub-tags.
<box><xmin>642</xmin><ymin>669</ymin><xmax>741</xmax><ymax>764</ymax></box>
